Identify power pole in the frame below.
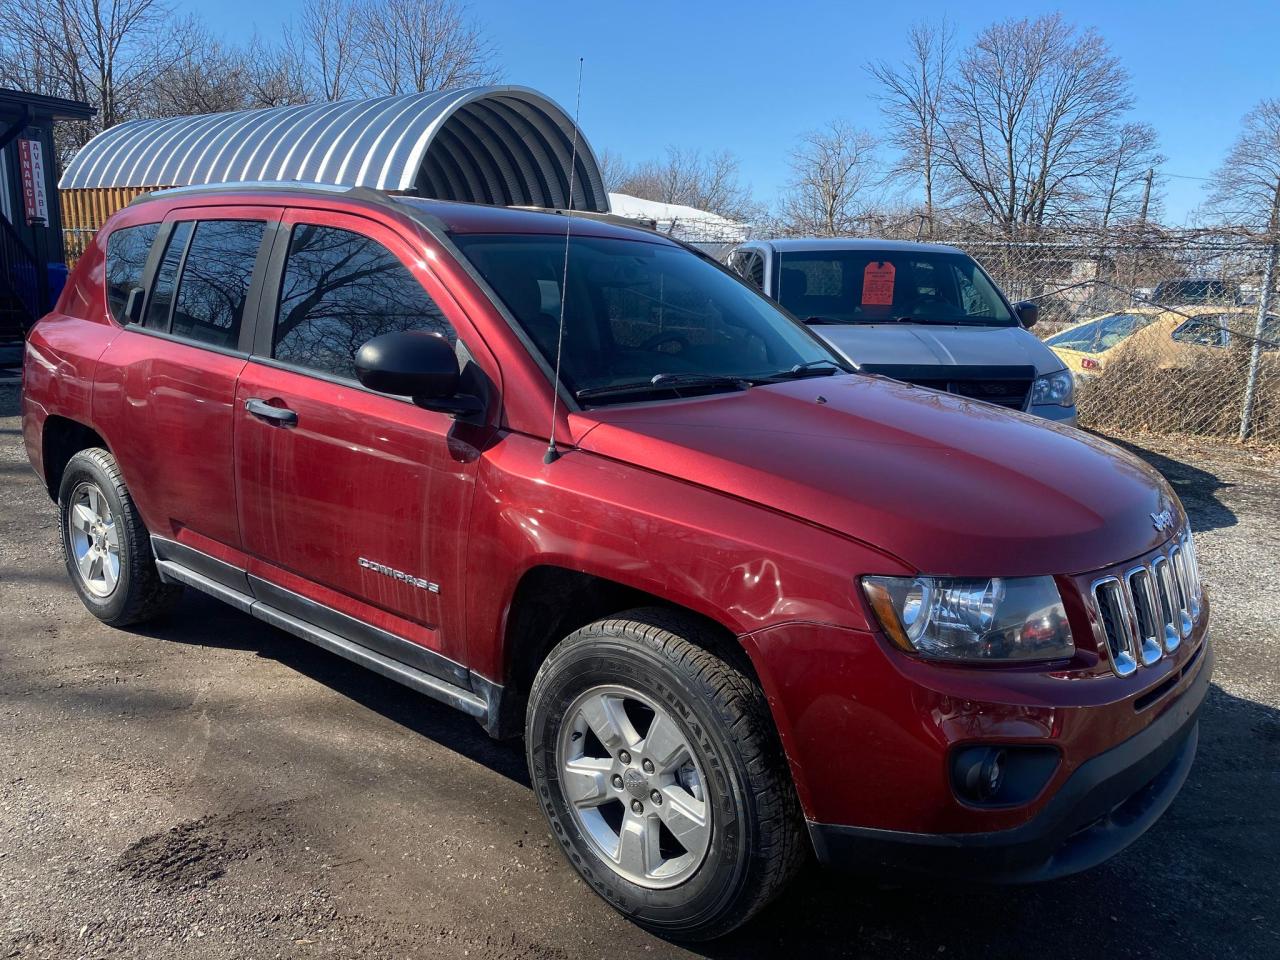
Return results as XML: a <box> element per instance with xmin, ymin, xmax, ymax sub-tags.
<box><xmin>1129</xmin><ymin>168</ymin><xmax>1155</xmax><ymax>305</ymax></box>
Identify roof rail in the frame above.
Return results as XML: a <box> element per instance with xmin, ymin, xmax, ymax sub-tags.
<box><xmin>129</xmin><ymin>181</ymin><xmax>378</xmax><ymax>206</ymax></box>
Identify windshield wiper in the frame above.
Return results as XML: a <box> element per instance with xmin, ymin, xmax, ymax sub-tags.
<box><xmin>575</xmin><ymin>372</ymin><xmax>752</xmax><ymax>401</ymax></box>
<box><xmin>800</xmin><ymin>315</ymin><xmax>855</xmax><ymax>325</ymax></box>
<box><xmin>763</xmin><ymin>359</ymin><xmax>846</xmax><ymax>381</ymax></box>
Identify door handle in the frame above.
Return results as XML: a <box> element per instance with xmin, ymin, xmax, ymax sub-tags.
<box><xmin>245</xmin><ymin>397</ymin><xmax>298</xmax><ymax>426</ymax></box>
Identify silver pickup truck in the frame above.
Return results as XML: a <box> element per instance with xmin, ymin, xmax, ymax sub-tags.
<box><xmin>727</xmin><ymin>238</ymin><xmax>1076</xmax><ymax>424</ymax></box>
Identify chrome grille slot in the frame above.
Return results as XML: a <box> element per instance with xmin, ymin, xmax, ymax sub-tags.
<box><xmin>1125</xmin><ymin>567</ymin><xmax>1164</xmax><ymax>666</ymax></box>
<box><xmin>1169</xmin><ymin>545</ymin><xmax>1194</xmax><ymax>638</ymax></box>
<box><xmin>1089</xmin><ymin>531</ymin><xmax>1203</xmax><ymax>677</ymax></box>
<box><xmin>1092</xmin><ymin>577</ymin><xmax>1138</xmax><ymax>677</ymax></box>
<box><xmin>1151</xmin><ymin>556</ymin><xmax>1181</xmax><ymax>653</ymax></box>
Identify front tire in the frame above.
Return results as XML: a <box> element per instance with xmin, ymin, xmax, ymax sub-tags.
<box><xmin>526</xmin><ymin>609</ymin><xmax>805</xmax><ymax>940</ymax></box>
<box><xmin>58</xmin><ymin>447</ymin><xmax>183</xmax><ymax>626</ymax></box>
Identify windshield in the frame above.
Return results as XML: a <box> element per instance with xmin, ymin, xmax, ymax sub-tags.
<box><xmin>777</xmin><ymin>249</ymin><xmax>1016</xmax><ymax>327</ymax></box>
<box><xmin>1045</xmin><ymin>312</ymin><xmax>1158</xmax><ymax>354</ymax></box>
<box><xmin>454</xmin><ymin>234</ymin><xmax>843</xmax><ymax>404</ymax></box>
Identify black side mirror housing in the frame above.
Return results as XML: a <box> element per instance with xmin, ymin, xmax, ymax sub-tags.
<box><xmin>355</xmin><ymin>331</ymin><xmax>483</xmax><ymax>416</ymax></box>
<box><xmin>1014</xmin><ymin>301</ymin><xmax>1039</xmax><ymax>329</ymax></box>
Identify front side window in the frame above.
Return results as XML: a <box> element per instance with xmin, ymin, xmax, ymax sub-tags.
<box><xmin>171</xmin><ymin>220</ymin><xmax>266</xmax><ymax>349</ymax></box>
<box><xmin>455</xmin><ymin>233</ymin><xmax>839</xmax><ymax>404</ymax></box>
<box><xmin>273</xmin><ymin>225</ymin><xmax>455</xmax><ymax>380</ymax></box>
<box><xmin>776</xmin><ymin>249</ymin><xmax>1015</xmax><ymax>327</ymax></box>
<box><xmin>105</xmin><ymin>222</ymin><xmax>159</xmax><ymax>323</ymax></box>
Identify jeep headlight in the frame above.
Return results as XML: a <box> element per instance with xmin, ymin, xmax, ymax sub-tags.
<box><xmin>1029</xmin><ymin>369</ymin><xmax>1074</xmax><ymax>407</ymax></box>
<box><xmin>862</xmin><ymin>576</ymin><xmax>1074</xmax><ymax>662</ymax></box>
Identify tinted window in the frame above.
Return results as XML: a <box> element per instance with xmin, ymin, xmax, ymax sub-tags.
<box><xmin>273</xmin><ymin>225</ymin><xmax>454</xmax><ymax>380</ymax></box>
<box><xmin>144</xmin><ymin>222</ymin><xmax>193</xmax><ymax>330</ymax></box>
<box><xmin>171</xmin><ymin>220</ymin><xmax>265</xmax><ymax>349</ymax></box>
<box><xmin>455</xmin><ymin>234</ymin><xmax>837</xmax><ymax>403</ymax></box>
<box><xmin>746</xmin><ymin>253</ymin><xmax>764</xmax><ymax>290</ymax></box>
<box><xmin>776</xmin><ymin>250</ymin><xmax>1015</xmax><ymax>326</ymax></box>
<box><xmin>105</xmin><ymin>223</ymin><xmax>159</xmax><ymax>323</ymax></box>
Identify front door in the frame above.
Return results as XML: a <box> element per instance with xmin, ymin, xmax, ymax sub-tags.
<box><xmin>233</xmin><ymin>210</ymin><xmax>491</xmax><ymax>672</ymax></box>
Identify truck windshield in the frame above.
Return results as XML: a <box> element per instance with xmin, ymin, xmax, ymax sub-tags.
<box><xmin>454</xmin><ymin>234</ymin><xmax>844</xmax><ymax>404</ymax></box>
<box><xmin>777</xmin><ymin>249</ymin><xmax>1016</xmax><ymax>327</ymax></box>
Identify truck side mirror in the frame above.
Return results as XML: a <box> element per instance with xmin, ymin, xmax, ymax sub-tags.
<box><xmin>1014</xmin><ymin>301</ymin><xmax>1039</xmax><ymax>329</ymax></box>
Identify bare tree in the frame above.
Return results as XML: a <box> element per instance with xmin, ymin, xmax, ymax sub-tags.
<box><xmin>866</xmin><ymin>19</ymin><xmax>952</xmax><ymax>235</ymax></box>
<box><xmin>145</xmin><ymin>20</ymin><xmax>253</xmax><ymax>118</ymax></box>
<box><xmin>0</xmin><ymin>0</ymin><xmax>181</xmax><ymax>155</ymax></box>
<box><xmin>779</xmin><ymin>121</ymin><xmax>882</xmax><ymax>236</ymax></box>
<box><xmin>301</xmin><ymin>0</ymin><xmax>363</xmax><ymax>101</ymax></box>
<box><xmin>1094</xmin><ymin>122</ymin><xmax>1163</xmax><ymax>232</ymax></box>
<box><xmin>938</xmin><ymin>14</ymin><xmax>1133</xmax><ymax>230</ymax></box>
<box><xmin>594</xmin><ymin>148</ymin><xmax>629</xmax><ymax>194</ymax></box>
<box><xmin>1207</xmin><ymin>99</ymin><xmax>1280</xmax><ymax>234</ymax></box>
<box><xmin>615</xmin><ymin>147</ymin><xmax>755</xmax><ymax>221</ymax></box>
<box><xmin>241</xmin><ymin>32</ymin><xmax>314</xmax><ymax>108</ymax></box>
<box><xmin>360</xmin><ymin>0</ymin><xmax>496</xmax><ymax>96</ymax></box>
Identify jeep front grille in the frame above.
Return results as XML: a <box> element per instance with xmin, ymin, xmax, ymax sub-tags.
<box><xmin>1089</xmin><ymin>532</ymin><xmax>1202</xmax><ymax>677</ymax></box>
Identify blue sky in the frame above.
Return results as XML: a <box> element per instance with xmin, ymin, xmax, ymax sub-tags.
<box><xmin>187</xmin><ymin>0</ymin><xmax>1280</xmax><ymax>224</ymax></box>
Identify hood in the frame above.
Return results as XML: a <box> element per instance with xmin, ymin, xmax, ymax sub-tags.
<box><xmin>814</xmin><ymin>323</ymin><xmax>1064</xmax><ymax>375</ymax></box>
<box><xmin>571</xmin><ymin>375</ymin><xmax>1180</xmax><ymax>577</ymax></box>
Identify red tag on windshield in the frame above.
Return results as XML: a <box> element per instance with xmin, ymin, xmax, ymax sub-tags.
<box><xmin>862</xmin><ymin>261</ymin><xmax>895</xmax><ymax>305</ymax></box>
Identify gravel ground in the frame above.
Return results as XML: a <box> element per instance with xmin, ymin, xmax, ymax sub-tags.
<box><xmin>2</xmin><ymin>380</ymin><xmax>1278</xmax><ymax>959</ymax></box>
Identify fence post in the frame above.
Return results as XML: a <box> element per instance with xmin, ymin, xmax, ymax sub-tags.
<box><xmin>1238</xmin><ymin>235</ymin><xmax>1278</xmax><ymax>441</ymax></box>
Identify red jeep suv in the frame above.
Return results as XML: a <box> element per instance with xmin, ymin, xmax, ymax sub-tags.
<box><xmin>22</xmin><ymin>184</ymin><xmax>1211</xmax><ymax>939</ymax></box>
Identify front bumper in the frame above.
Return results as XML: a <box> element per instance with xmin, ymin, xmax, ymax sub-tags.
<box><xmin>1029</xmin><ymin>402</ymin><xmax>1078</xmax><ymax>425</ymax></box>
<box><xmin>808</xmin><ymin>639</ymin><xmax>1211</xmax><ymax>883</ymax></box>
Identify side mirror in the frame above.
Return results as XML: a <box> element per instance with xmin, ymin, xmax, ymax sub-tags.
<box><xmin>355</xmin><ymin>331</ymin><xmax>483</xmax><ymax>416</ymax></box>
<box><xmin>1014</xmin><ymin>301</ymin><xmax>1039</xmax><ymax>329</ymax></box>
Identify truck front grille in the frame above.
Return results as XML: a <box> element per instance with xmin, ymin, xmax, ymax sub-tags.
<box><xmin>1089</xmin><ymin>532</ymin><xmax>1202</xmax><ymax>677</ymax></box>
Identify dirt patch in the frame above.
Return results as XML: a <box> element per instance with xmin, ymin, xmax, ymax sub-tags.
<box><xmin>116</xmin><ymin>804</ymin><xmax>293</xmax><ymax>892</ymax></box>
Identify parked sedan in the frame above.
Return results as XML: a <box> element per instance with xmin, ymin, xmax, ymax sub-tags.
<box><xmin>1047</xmin><ymin>306</ymin><xmax>1278</xmax><ymax>378</ymax></box>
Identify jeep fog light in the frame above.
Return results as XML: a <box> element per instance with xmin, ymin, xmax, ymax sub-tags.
<box><xmin>862</xmin><ymin>575</ymin><xmax>1074</xmax><ymax>662</ymax></box>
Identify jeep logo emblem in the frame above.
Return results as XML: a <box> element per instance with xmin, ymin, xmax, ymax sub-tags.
<box><xmin>1150</xmin><ymin>509</ymin><xmax>1175</xmax><ymax>533</ymax></box>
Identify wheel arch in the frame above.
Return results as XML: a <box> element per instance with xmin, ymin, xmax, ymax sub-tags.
<box><xmin>41</xmin><ymin>415</ymin><xmax>109</xmax><ymax>502</ymax></box>
<box><xmin>490</xmin><ymin>564</ymin><xmax>763</xmax><ymax>739</ymax></box>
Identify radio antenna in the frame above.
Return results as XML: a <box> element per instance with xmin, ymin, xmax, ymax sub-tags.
<box><xmin>544</xmin><ymin>57</ymin><xmax>584</xmax><ymax>465</ymax></box>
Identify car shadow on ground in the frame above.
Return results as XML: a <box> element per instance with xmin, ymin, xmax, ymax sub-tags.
<box><xmin>132</xmin><ymin>590</ymin><xmax>531</xmax><ymax>787</ymax></box>
<box><xmin>1101</xmin><ymin>433</ymin><xmax>1238</xmax><ymax>533</ymax></box>
<box><xmin>138</xmin><ymin>591</ymin><xmax>1278</xmax><ymax>959</ymax></box>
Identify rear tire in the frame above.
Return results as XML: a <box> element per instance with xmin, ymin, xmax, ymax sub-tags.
<box><xmin>526</xmin><ymin>608</ymin><xmax>805</xmax><ymax>940</ymax></box>
<box><xmin>58</xmin><ymin>447</ymin><xmax>183</xmax><ymax>626</ymax></box>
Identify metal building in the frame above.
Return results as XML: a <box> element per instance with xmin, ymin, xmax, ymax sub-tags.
<box><xmin>59</xmin><ymin>85</ymin><xmax>609</xmax><ymax>259</ymax></box>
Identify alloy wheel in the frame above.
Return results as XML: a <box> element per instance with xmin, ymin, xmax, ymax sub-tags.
<box><xmin>556</xmin><ymin>684</ymin><xmax>711</xmax><ymax>889</ymax></box>
<box><xmin>66</xmin><ymin>481</ymin><xmax>121</xmax><ymax>598</ymax></box>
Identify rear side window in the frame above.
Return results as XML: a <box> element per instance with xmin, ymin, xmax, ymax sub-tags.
<box><xmin>170</xmin><ymin>220</ymin><xmax>266</xmax><ymax>349</ymax></box>
<box><xmin>272</xmin><ymin>224</ymin><xmax>454</xmax><ymax>381</ymax></box>
<box><xmin>105</xmin><ymin>223</ymin><xmax>159</xmax><ymax>323</ymax></box>
<box><xmin>144</xmin><ymin>222</ymin><xmax>192</xmax><ymax>330</ymax></box>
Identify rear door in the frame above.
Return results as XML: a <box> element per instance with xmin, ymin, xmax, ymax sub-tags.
<box><xmin>233</xmin><ymin>208</ymin><xmax>493</xmax><ymax>674</ymax></box>
<box><xmin>93</xmin><ymin>205</ymin><xmax>279</xmax><ymax>569</ymax></box>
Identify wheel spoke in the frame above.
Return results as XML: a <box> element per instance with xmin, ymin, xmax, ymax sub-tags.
<box><xmin>77</xmin><ymin>547</ymin><xmax>96</xmax><ymax>581</ymax></box>
<box><xmin>562</xmin><ymin>756</ymin><xmax>614</xmax><ymax>808</ymax></box>
<box><xmin>87</xmin><ymin>486</ymin><xmax>101</xmax><ymax>518</ymax></box>
<box><xmin>641</xmin><ymin>713</ymin><xmax>689</xmax><ymax>773</ymax></box>
<box><xmin>72</xmin><ymin>504</ymin><xmax>96</xmax><ymax>532</ymax></box>
<box><xmin>101</xmin><ymin>553</ymin><xmax>120</xmax><ymax>590</ymax></box>
<box><xmin>658</xmin><ymin>785</ymin><xmax>709</xmax><ymax>856</ymax></box>
<box><xmin>615</xmin><ymin>813</ymin><xmax>660</xmax><ymax>878</ymax></box>
<box><xmin>577</xmin><ymin>693</ymin><xmax>638</xmax><ymax>752</ymax></box>
<box><xmin>102</xmin><ymin>522</ymin><xmax>119</xmax><ymax>549</ymax></box>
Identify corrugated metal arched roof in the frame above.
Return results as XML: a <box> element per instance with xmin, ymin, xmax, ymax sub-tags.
<box><xmin>59</xmin><ymin>85</ymin><xmax>608</xmax><ymax>212</ymax></box>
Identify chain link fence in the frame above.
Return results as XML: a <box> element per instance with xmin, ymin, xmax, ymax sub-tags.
<box><xmin>872</xmin><ymin>221</ymin><xmax>1280</xmax><ymax>449</ymax></box>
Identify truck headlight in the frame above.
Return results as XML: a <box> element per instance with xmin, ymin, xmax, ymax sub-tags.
<box><xmin>862</xmin><ymin>576</ymin><xmax>1074</xmax><ymax>662</ymax></box>
<box><xmin>1029</xmin><ymin>369</ymin><xmax>1074</xmax><ymax>407</ymax></box>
